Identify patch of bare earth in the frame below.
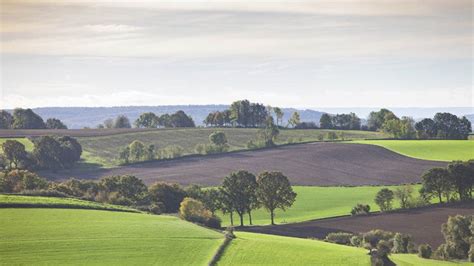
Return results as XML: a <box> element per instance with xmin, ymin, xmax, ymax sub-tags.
<box><xmin>239</xmin><ymin>201</ymin><xmax>474</xmax><ymax>247</ymax></box>
<box><xmin>40</xmin><ymin>142</ymin><xmax>445</xmax><ymax>186</ymax></box>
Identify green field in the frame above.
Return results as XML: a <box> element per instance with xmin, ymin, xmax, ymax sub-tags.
<box><xmin>218</xmin><ymin>185</ymin><xmax>420</xmax><ymax>226</ymax></box>
<box><xmin>0</xmin><ymin>208</ymin><xmax>223</xmax><ymax>265</ymax></box>
<box><xmin>77</xmin><ymin>128</ymin><xmax>388</xmax><ymax>166</ymax></box>
<box><xmin>0</xmin><ymin>194</ymin><xmax>137</xmax><ymax>212</ymax></box>
<box><xmin>352</xmin><ymin>140</ymin><xmax>474</xmax><ymax>162</ymax></box>
<box><xmin>218</xmin><ymin>232</ymin><xmax>461</xmax><ymax>265</ymax></box>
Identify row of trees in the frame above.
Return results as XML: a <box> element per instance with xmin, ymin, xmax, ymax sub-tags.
<box><xmin>100</xmin><ymin>111</ymin><xmax>196</xmax><ymax>129</ymax></box>
<box><xmin>319</xmin><ymin>113</ymin><xmax>361</xmax><ymax>130</ymax></box>
<box><xmin>0</xmin><ymin>137</ymin><xmax>82</xmax><ymax>171</ymax></box>
<box><xmin>366</xmin><ymin>109</ymin><xmax>471</xmax><ymax>140</ymax></box>
<box><xmin>0</xmin><ymin>109</ymin><xmax>67</xmax><ymax>129</ymax></box>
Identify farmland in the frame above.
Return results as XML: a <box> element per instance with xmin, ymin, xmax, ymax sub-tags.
<box><xmin>218</xmin><ymin>185</ymin><xmax>420</xmax><ymax>226</ymax></box>
<box><xmin>0</xmin><ymin>208</ymin><xmax>223</xmax><ymax>265</ymax></box>
<box><xmin>39</xmin><ymin>142</ymin><xmax>445</xmax><ymax>185</ymax></box>
<box><xmin>351</xmin><ymin>140</ymin><xmax>474</xmax><ymax>162</ymax></box>
<box><xmin>241</xmin><ymin>201</ymin><xmax>474</xmax><ymax>247</ymax></box>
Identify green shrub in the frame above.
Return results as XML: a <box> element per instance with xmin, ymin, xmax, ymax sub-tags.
<box><xmin>363</xmin><ymin>230</ymin><xmax>394</xmax><ymax>248</ymax></box>
<box><xmin>325</xmin><ymin>232</ymin><xmax>354</xmax><ymax>245</ymax></box>
<box><xmin>0</xmin><ymin>170</ymin><xmax>48</xmax><ymax>193</ymax></box>
<box><xmin>418</xmin><ymin>244</ymin><xmax>432</xmax><ymax>259</ymax></box>
<box><xmin>350</xmin><ymin>203</ymin><xmax>370</xmax><ymax>216</ymax></box>
<box><xmin>148</xmin><ymin>182</ymin><xmax>186</xmax><ymax>213</ymax></box>
<box><xmin>204</xmin><ymin>216</ymin><xmax>221</xmax><ymax>229</ymax></box>
<box><xmin>350</xmin><ymin>235</ymin><xmax>362</xmax><ymax>247</ymax></box>
<box><xmin>194</xmin><ymin>143</ymin><xmax>207</xmax><ymax>155</ymax></box>
<box><xmin>149</xmin><ymin>202</ymin><xmax>165</xmax><ymax>215</ymax></box>
<box><xmin>159</xmin><ymin>145</ymin><xmax>184</xmax><ymax>159</ymax></box>
<box><xmin>391</xmin><ymin>233</ymin><xmax>414</xmax><ymax>254</ymax></box>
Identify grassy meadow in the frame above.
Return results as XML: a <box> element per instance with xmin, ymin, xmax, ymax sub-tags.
<box><xmin>0</xmin><ymin>208</ymin><xmax>223</xmax><ymax>265</ymax></box>
<box><xmin>351</xmin><ymin>140</ymin><xmax>474</xmax><ymax>162</ymax></box>
<box><xmin>218</xmin><ymin>232</ymin><xmax>462</xmax><ymax>266</ymax></box>
<box><xmin>0</xmin><ymin>194</ymin><xmax>137</xmax><ymax>212</ymax></box>
<box><xmin>218</xmin><ymin>185</ymin><xmax>422</xmax><ymax>226</ymax></box>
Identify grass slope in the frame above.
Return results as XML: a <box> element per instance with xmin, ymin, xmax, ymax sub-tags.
<box><xmin>219</xmin><ymin>185</ymin><xmax>420</xmax><ymax>226</ymax></box>
<box><xmin>77</xmin><ymin>128</ymin><xmax>387</xmax><ymax>166</ymax></box>
<box><xmin>391</xmin><ymin>254</ymin><xmax>471</xmax><ymax>266</ymax></box>
<box><xmin>218</xmin><ymin>232</ymin><xmax>465</xmax><ymax>266</ymax></box>
<box><xmin>0</xmin><ymin>208</ymin><xmax>223</xmax><ymax>265</ymax></box>
<box><xmin>351</xmin><ymin>140</ymin><xmax>474</xmax><ymax>162</ymax></box>
<box><xmin>0</xmin><ymin>194</ymin><xmax>137</xmax><ymax>212</ymax></box>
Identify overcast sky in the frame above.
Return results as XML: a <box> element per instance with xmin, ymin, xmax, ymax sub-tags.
<box><xmin>0</xmin><ymin>0</ymin><xmax>472</xmax><ymax>109</ymax></box>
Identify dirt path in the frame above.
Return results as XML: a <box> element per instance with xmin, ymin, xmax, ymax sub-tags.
<box><xmin>40</xmin><ymin>142</ymin><xmax>445</xmax><ymax>186</ymax></box>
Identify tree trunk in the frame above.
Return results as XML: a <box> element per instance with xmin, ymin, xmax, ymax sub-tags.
<box><xmin>239</xmin><ymin>213</ymin><xmax>244</xmax><ymax>227</ymax></box>
<box><xmin>270</xmin><ymin>209</ymin><xmax>275</xmax><ymax>225</ymax></box>
<box><xmin>249</xmin><ymin>211</ymin><xmax>253</xmax><ymax>225</ymax></box>
<box><xmin>230</xmin><ymin>212</ymin><xmax>234</xmax><ymax>226</ymax></box>
<box><xmin>438</xmin><ymin>193</ymin><xmax>443</xmax><ymax>203</ymax></box>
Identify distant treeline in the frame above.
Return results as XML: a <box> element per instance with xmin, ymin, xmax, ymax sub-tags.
<box><xmin>0</xmin><ymin>109</ymin><xmax>67</xmax><ymax>129</ymax></box>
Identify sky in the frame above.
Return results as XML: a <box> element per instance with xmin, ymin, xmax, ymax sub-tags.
<box><xmin>0</xmin><ymin>0</ymin><xmax>472</xmax><ymax>109</ymax></box>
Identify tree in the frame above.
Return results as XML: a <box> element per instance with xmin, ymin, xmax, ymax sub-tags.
<box><xmin>256</xmin><ymin>171</ymin><xmax>296</xmax><ymax>225</ymax></box>
<box><xmin>394</xmin><ymin>185</ymin><xmax>413</xmax><ymax>209</ymax></box>
<box><xmin>103</xmin><ymin>118</ymin><xmax>114</xmax><ymax>129</ymax></box>
<box><xmin>56</xmin><ymin>136</ymin><xmax>82</xmax><ymax>168</ymax></box>
<box><xmin>170</xmin><ymin>110</ymin><xmax>195</xmax><ymax>127</ymax></box>
<box><xmin>375</xmin><ymin>188</ymin><xmax>394</xmax><ymax>211</ymax></box>
<box><xmin>273</xmin><ymin>107</ymin><xmax>284</xmax><ymax>126</ymax></box>
<box><xmin>45</xmin><ymin>118</ymin><xmax>67</xmax><ymax>129</ymax></box>
<box><xmin>221</xmin><ymin>170</ymin><xmax>257</xmax><ymax>227</ymax></box>
<box><xmin>201</xmin><ymin>188</ymin><xmax>222</xmax><ymax>215</ymax></box>
<box><xmin>219</xmin><ymin>187</ymin><xmax>235</xmax><ymax>226</ymax></box>
<box><xmin>33</xmin><ymin>136</ymin><xmax>63</xmax><ymax>170</ymax></box>
<box><xmin>114</xmin><ymin>115</ymin><xmax>131</xmax><ymax>128</ymax></box>
<box><xmin>319</xmin><ymin>113</ymin><xmax>333</xmax><ymax>129</ymax></box>
<box><xmin>179</xmin><ymin>197</ymin><xmax>212</xmax><ymax>223</ymax></box>
<box><xmin>134</xmin><ymin>112</ymin><xmax>158</xmax><ymax>128</ymax></box>
<box><xmin>257</xmin><ymin>117</ymin><xmax>279</xmax><ymax>147</ymax></box>
<box><xmin>209</xmin><ymin>131</ymin><xmax>228</xmax><ymax>146</ymax></box>
<box><xmin>421</xmin><ymin>168</ymin><xmax>451</xmax><ymax>203</ymax></box>
<box><xmin>128</xmin><ymin>140</ymin><xmax>146</xmax><ymax>161</ymax></box>
<box><xmin>439</xmin><ymin>215</ymin><xmax>472</xmax><ymax>260</ymax></box>
<box><xmin>367</xmin><ymin>109</ymin><xmax>397</xmax><ymax>131</ymax></box>
<box><xmin>100</xmin><ymin>175</ymin><xmax>148</xmax><ymax>205</ymax></box>
<box><xmin>415</xmin><ymin>118</ymin><xmax>437</xmax><ymax>139</ymax></box>
<box><xmin>2</xmin><ymin>140</ymin><xmax>28</xmax><ymax>169</ymax></box>
<box><xmin>447</xmin><ymin>161</ymin><xmax>473</xmax><ymax>201</ymax></box>
<box><xmin>12</xmin><ymin>108</ymin><xmax>45</xmax><ymax>129</ymax></box>
<box><xmin>148</xmin><ymin>182</ymin><xmax>186</xmax><ymax>213</ymax></box>
<box><xmin>119</xmin><ymin>146</ymin><xmax>130</xmax><ymax>164</ymax></box>
<box><xmin>0</xmin><ymin>110</ymin><xmax>13</xmax><ymax>129</ymax></box>
<box><xmin>288</xmin><ymin>112</ymin><xmax>300</xmax><ymax>128</ymax></box>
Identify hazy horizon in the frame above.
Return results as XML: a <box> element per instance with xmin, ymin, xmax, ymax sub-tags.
<box><xmin>1</xmin><ymin>0</ymin><xmax>472</xmax><ymax>109</ymax></box>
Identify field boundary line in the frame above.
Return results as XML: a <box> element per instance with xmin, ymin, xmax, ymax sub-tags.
<box><xmin>208</xmin><ymin>232</ymin><xmax>234</xmax><ymax>266</ymax></box>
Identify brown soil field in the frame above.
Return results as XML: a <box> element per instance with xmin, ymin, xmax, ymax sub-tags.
<box><xmin>0</xmin><ymin>128</ymin><xmax>158</xmax><ymax>138</ymax></box>
<box><xmin>239</xmin><ymin>201</ymin><xmax>474</xmax><ymax>247</ymax></box>
<box><xmin>40</xmin><ymin>142</ymin><xmax>445</xmax><ymax>186</ymax></box>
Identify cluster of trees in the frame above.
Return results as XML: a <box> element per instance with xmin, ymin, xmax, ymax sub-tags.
<box><xmin>420</xmin><ymin>161</ymin><xmax>473</xmax><ymax>203</ymax></box>
<box><xmin>367</xmin><ymin>109</ymin><xmax>472</xmax><ymax>140</ymax></box>
<box><xmin>0</xmin><ymin>109</ymin><xmax>67</xmax><ymax>129</ymax></box>
<box><xmin>99</xmin><ymin>111</ymin><xmax>195</xmax><ymax>129</ymax></box>
<box><xmin>319</xmin><ymin>113</ymin><xmax>361</xmax><ymax>130</ymax></box>
<box><xmin>0</xmin><ymin>137</ymin><xmax>82</xmax><ymax>171</ymax></box>
<box><xmin>246</xmin><ymin>117</ymin><xmax>280</xmax><ymax>149</ymax></box>
<box><xmin>195</xmin><ymin>131</ymin><xmax>230</xmax><ymax>155</ymax></box>
<box><xmin>415</xmin><ymin>113</ymin><xmax>472</xmax><ymax>140</ymax></box>
<box><xmin>118</xmin><ymin>140</ymin><xmax>183</xmax><ymax>164</ymax></box>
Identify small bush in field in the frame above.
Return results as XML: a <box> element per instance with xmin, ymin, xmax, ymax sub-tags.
<box><xmin>325</xmin><ymin>232</ymin><xmax>354</xmax><ymax>245</ymax></box>
<box><xmin>350</xmin><ymin>203</ymin><xmax>370</xmax><ymax>216</ymax></box>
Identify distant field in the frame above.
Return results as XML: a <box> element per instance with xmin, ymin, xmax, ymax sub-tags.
<box><xmin>0</xmin><ymin>195</ymin><xmax>137</xmax><ymax>212</ymax></box>
<box><xmin>77</xmin><ymin>128</ymin><xmax>388</xmax><ymax>166</ymax></box>
<box><xmin>218</xmin><ymin>232</ymin><xmax>460</xmax><ymax>265</ymax></box>
<box><xmin>351</xmin><ymin>140</ymin><xmax>474</xmax><ymax>162</ymax></box>
<box><xmin>0</xmin><ymin>208</ymin><xmax>223</xmax><ymax>265</ymax></box>
<box><xmin>219</xmin><ymin>185</ymin><xmax>422</xmax><ymax>226</ymax></box>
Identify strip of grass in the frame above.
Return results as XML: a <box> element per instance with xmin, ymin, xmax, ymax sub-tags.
<box><xmin>0</xmin><ymin>194</ymin><xmax>137</xmax><ymax>212</ymax></box>
<box><xmin>218</xmin><ymin>232</ymin><xmax>466</xmax><ymax>265</ymax></box>
<box><xmin>391</xmin><ymin>254</ymin><xmax>471</xmax><ymax>265</ymax></box>
<box><xmin>218</xmin><ymin>185</ymin><xmax>421</xmax><ymax>226</ymax></box>
<box><xmin>351</xmin><ymin>140</ymin><xmax>474</xmax><ymax>162</ymax></box>
<box><xmin>0</xmin><ymin>208</ymin><xmax>223</xmax><ymax>265</ymax></box>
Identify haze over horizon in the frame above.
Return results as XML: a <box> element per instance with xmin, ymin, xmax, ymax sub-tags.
<box><xmin>1</xmin><ymin>0</ymin><xmax>472</xmax><ymax>109</ymax></box>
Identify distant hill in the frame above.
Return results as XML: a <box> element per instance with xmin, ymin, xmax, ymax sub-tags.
<box><xmin>32</xmin><ymin>106</ymin><xmax>326</xmax><ymax>129</ymax></box>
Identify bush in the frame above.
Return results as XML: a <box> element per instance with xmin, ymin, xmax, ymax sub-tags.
<box><xmin>204</xmin><ymin>216</ymin><xmax>221</xmax><ymax>229</ymax></box>
<box><xmin>363</xmin><ymin>230</ymin><xmax>394</xmax><ymax>248</ymax></box>
<box><xmin>149</xmin><ymin>202</ymin><xmax>165</xmax><ymax>215</ymax></box>
<box><xmin>391</xmin><ymin>233</ymin><xmax>414</xmax><ymax>254</ymax></box>
<box><xmin>326</xmin><ymin>132</ymin><xmax>338</xmax><ymax>140</ymax></box>
<box><xmin>194</xmin><ymin>143</ymin><xmax>207</xmax><ymax>155</ymax></box>
<box><xmin>246</xmin><ymin>140</ymin><xmax>265</xmax><ymax>149</ymax></box>
<box><xmin>325</xmin><ymin>232</ymin><xmax>354</xmax><ymax>245</ymax></box>
<box><xmin>350</xmin><ymin>235</ymin><xmax>362</xmax><ymax>247</ymax></box>
<box><xmin>418</xmin><ymin>244</ymin><xmax>432</xmax><ymax>259</ymax></box>
<box><xmin>149</xmin><ymin>182</ymin><xmax>186</xmax><ymax>213</ymax></box>
<box><xmin>351</xmin><ymin>203</ymin><xmax>370</xmax><ymax>216</ymax></box>
<box><xmin>159</xmin><ymin>145</ymin><xmax>184</xmax><ymax>159</ymax></box>
<box><xmin>179</xmin><ymin>197</ymin><xmax>219</xmax><ymax>228</ymax></box>
<box><xmin>0</xmin><ymin>170</ymin><xmax>48</xmax><ymax>193</ymax></box>
<box><xmin>19</xmin><ymin>189</ymin><xmax>68</xmax><ymax>198</ymax></box>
